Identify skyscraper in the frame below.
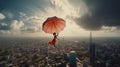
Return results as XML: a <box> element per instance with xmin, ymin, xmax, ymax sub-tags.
<box><xmin>69</xmin><ymin>51</ymin><xmax>77</xmax><ymax>67</ymax></box>
<box><xmin>89</xmin><ymin>32</ymin><xmax>95</xmax><ymax>67</ymax></box>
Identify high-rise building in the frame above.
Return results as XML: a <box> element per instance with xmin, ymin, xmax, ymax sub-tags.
<box><xmin>89</xmin><ymin>32</ymin><xmax>95</xmax><ymax>67</ymax></box>
<box><xmin>69</xmin><ymin>51</ymin><xmax>77</xmax><ymax>67</ymax></box>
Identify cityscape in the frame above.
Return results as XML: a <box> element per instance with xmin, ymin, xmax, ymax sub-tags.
<box><xmin>0</xmin><ymin>36</ymin><xmax>120</xmax><ymax>67</ymax></box>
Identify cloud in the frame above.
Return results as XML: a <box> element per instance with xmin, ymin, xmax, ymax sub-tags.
<box><xmin>10</xmin><ymin>20</ymin><xmax>24</xmax><ymax>30</ymax></box>
<box><xmin>0</xmin><ymin>23</ymin><xmax>7</xmax><ymax>26</ymax></box>
<box><xmin>101</xmin><ymin>26</ymin><xmax>118</xmax><ymax>32</ymax></box>
<box><xmin>75</xmin><ymin>14</ymin><xmax>102</xmax><ymax>30</ymax></box>
<box><xmin>0</xmin><ymin>13</ymin><xmax>5</xmax><ymax>20</ymax></box>
<box><xmin>0</xmin><ymin>30</ymin><xmax>11</xmax><ymax>35</ymax></box>
<box><xmin>49</xmin><ymin>0</ymin><xmax>88</xmax><ymax>18</ymax></box>
<box><xmin>0</xmin><ymin>20</ymin><xmax>24</xmax><ymax>31</ymax></box>
<box><xmin>23</xmin><ymin>26</ymin><xmax>39</xmax><ymax>33</ymax></box>
<box><xmin>19</xmin><ymin>12</ymin><xmax>27</xmax><ymax>18</ymax></box>
<box><xmin>0</xmin><ymin>20</ymin><xmax>25</xmax><ymax>35</ymax></box>
<box><xmin>0</xmin><ymin>22</ymin><xmax>9</xmax><ymax>30</ymax></box>
<box><xmin>74</xmin><ymin>0</ymin><xmax>120</xmax><ymax>31</ymax></box>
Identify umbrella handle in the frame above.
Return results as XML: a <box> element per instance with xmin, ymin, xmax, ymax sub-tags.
<box><xmin>56</xmin><ymin>33</ymin><xmax>59</xmax><ymax>36</ymax></box>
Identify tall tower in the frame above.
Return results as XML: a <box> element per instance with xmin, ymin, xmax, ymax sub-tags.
<box><xmin>89</xmin><ymin>32</ymin><xmax>95</xmax><ymax>67</ymax></box>
<box><xmin>90</xmin><ymin>32</ymin><xmax>92</xmax><ymax>45</ymax></box>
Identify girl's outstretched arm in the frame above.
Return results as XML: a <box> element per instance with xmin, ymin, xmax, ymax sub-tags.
<box><xmin>56</xmin><ymin>33</ymin><xmax>59</xmax><ymax>36</ymax></box>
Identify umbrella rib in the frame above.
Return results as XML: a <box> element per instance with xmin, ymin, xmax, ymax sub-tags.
<box><xmin>56</xmin><ymin>24</ymin><xmax>62</xmax><ymax>32</ymax></box>
<box><xmin>48</xmin><ymin>23</ymin><xmax>53</xmax><ymax>33</ymax></box>
<box><xmin>45</xmin><ymin>23</ymin><xmax>51</xmax><ymax>33</ymax></box>
<box><xmin>58</xmin><ymin>21</ymin><xmax>65</xmax><ymax>26</ymax></box>
<box><xmin>54</xmin><ymin>22</ymin><xmax>61</xmax><ymax>33</ymax></box>
<box><xmin>56</xmin><ymin>22</ymin><xmax>65</xmax><ymax>31</ymax></box>
<box><xmin>51</xmin><ymin>23</ymin><xmax>54</xmax><ymax>33</ymax></box>
<box><xmin>53</xmin><ymin>21</ymin><xmax>58</xmax><ymax>33</ymax></box>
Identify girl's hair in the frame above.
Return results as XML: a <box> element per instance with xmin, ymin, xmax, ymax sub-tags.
<box><xmin>53</xmin><ymin>32</ymin><xmax>56</xmax><ymax>35</ymax></box>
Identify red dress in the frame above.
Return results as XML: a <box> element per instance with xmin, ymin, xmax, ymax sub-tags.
<box><xmin>49</xmin><ymin>35</ymin><xmax>57</xmax><ymax>46</ymax></box>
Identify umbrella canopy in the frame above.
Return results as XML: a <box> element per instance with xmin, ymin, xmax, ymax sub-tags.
<box><xmin>42</xmin><ymin>16</ymin><xmax>66</xmax><ymax>34</ymax></box>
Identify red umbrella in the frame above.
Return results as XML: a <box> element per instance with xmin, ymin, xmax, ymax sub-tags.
<box><xmin>42</xmin><ymin>16</ymin><xmax>66</xmax><ymax>34</ymax></box>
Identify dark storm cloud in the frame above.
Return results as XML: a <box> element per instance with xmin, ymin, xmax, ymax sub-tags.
<box><xmin>75</xmin><ymin>0</ymin><xmax>120</xmax><ymax>30</ymax></box>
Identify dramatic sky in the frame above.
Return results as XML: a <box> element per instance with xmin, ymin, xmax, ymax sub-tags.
<box><xmin>0</xmin><ymin>0</ymin><xmax>120</xmax><ymax>37</ymax></box>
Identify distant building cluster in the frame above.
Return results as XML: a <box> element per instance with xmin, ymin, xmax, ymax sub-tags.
<box><xmin>95</xmin><ymin>41</ymin><xmax>120</xmax><ymax>67</ymax></box>
<box><xmin>0</xmin><ymin>37</ymin><xmax>120</xmax><ymax>67</ymax></box>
